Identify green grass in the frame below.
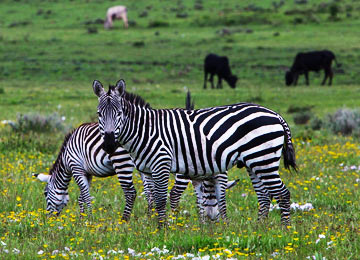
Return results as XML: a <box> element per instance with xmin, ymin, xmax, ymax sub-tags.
<box><xmin>1</xmin><ymin>0</ymin><xmax>360</xmax><ymax>259</ymax></box>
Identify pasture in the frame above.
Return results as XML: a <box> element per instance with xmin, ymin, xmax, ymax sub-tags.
<box><xmin>0</xmin><ymin>0</ymin><xmax>359</xmax><ymax>259</ymax></box>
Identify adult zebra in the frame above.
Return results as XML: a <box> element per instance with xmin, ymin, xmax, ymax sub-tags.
<box><xmin>35</xmin><ymin>93</ymin><xmax>236</xmax><ymax>221</ymax></box>
<box><xmin>93</xmin><ymin>79</ymin><xmax>297</xmax><ymax>226</ymax></box>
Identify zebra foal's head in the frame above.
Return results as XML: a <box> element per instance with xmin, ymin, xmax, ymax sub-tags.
<box><xmin>35</xmin><ymin>173</ymin><xmax>70</xmax><ymax>216</ymax></box>
<box><xmin>93</xmin><ymin>79</ymin><xmax>126</xmax><ymax>154</ymax></box>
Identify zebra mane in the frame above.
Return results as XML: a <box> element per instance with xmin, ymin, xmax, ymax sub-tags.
<box><xmin>49</xmin><ymin>130</ymin><xmax>74</xmax><ymax>175</ymax></box>
<box><xmin>108</xmin><ymin>85</ymin><xmax>151</xmax><ymax>109</ymax></box>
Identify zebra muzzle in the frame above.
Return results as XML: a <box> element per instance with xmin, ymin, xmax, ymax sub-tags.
<box><xmin>102</xmin><ymin>132</ymin><xmax>118</xmax><ymax>154</ymax></box>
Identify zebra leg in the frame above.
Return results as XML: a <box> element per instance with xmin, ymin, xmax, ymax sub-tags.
<box><xmin>73</xmin><ymin>171</ymin><xmax>93</xmax><ymax>215</ymax></box>
<box><xmin>257</xmin><ymin>171</ymin><xmax>291</xmax><ymax>226</ymax></box>
<box><xmin>214</xmin><ymin>174</ymin><xmax>228</xmax><ymax>221</ymax></box>
<box><xmin>191</xmin><ymin>179</ymin><xmax>206</xmax><ymax>223</ymax></box>
<box><xmin>78</xmin><ymin>193</ymin><xmax>85</xmax><ymax>214</ymax></box>
<box><xmin>152</xmin><ymin>167</ymin><xmax>170</xmax><ymax>226</ymax></box>
<box><xmin>169</xmin><ymin>174</ymin><xmax>190</xmax><ymax>212</ymax></box>
<box><xmin>247</xmin><ymin>169</ymin><xmax>271</xmax><ymax>221</ymax></box>
<box><xmin>117</xmin><ymin>174</ymin><xmax>137</xmax><ymax>221</ymax></box>
<box><xmin>140</xmin><ymin>172</ymin><xmax>155</xmax><ymax>216</ymax></box>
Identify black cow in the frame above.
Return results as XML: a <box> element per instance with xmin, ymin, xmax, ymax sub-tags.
<box><xmin>203</xmin><ymin>53</ymin><xmax>238</xmax><ymax>89</ymax></box>
<box><xmin>285</xmin><ymin>50</ymin><xmax>340</xmax><ymax>86</ymax></box>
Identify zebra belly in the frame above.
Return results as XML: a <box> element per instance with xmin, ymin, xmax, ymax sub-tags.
<box><xmin>83</xmin><ymin>153</ymin><xmax>116</xmax><ymax>177</ymax></box>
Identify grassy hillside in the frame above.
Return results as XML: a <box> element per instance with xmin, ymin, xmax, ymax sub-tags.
<box><xmin>0</xmin><ymin>0</ymin><xmax>359</xmax><ymax>259</ymax></box>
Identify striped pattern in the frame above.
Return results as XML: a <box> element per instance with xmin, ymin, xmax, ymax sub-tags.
<box><xmin>94</xmin><ymin>80</ymin><xmax>296</xmax><ymax>225</ymax></box>
<box><xmin>41</xmin><ymin>123</ymin><xmax>136</xmax><ymax>220</ymax></box>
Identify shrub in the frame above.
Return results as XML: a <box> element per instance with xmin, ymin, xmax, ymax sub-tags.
<box><xmin>133</xmin><ymin>41</ymin><xmax>145</xmax><ymax>47</ymax></box>
<box><xmin>293</xmin><ymin>111</ymin><xmax>312</xmax><ymax>125</ymax></box>
<box><xmin>148</xmin><ymin>20</ymin><xmax>169</xmax><ymax>28</ymax></box>
<box><xmin>87</xmin><ymin>27</ymin><xmax>98</xmax><ymax>34</ymax></box>
<box><xmin>10</xmin><ymin>113</ymin><xmax>69</xmax><ymax>133</ymax></box>
<box><xmin>310</xmin><ymin>116</ymin><xmax>323</xmax><ymax>130</ymax></box>
<box><xmin>0</xmin><ymin>87</ymin><xmax>4</xmax><ymax>94</ymax></box>
<box><xmin>325</xmin><ymin>108</ymin><xmax>360</xmax><ymax>136</ymax></box>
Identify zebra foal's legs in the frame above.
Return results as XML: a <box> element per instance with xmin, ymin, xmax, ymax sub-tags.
<box><xmin>72</xmin><ymin>170</ymin><xmax>93</xmax><ymax>215</ymax></box>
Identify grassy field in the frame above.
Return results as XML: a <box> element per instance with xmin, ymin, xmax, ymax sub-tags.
<box><xmin>1</xmin><ymin>0</ymin><xmax>360</xmax><ymax>259</ymax></box>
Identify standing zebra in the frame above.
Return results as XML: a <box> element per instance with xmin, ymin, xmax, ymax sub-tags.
<box><xmin>35</xmin><ymin>92</ymin><xmax>236</xmax><ymax>221</ymax></box>
<box><xmin>93</xmin><ymin>79</ymin><xmax>297</xmax><ymax>225</ymax></box>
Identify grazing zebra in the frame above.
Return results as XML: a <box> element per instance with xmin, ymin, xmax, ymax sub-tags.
<box><xmin>35</xmin><ymin>123</ymin><xmax>137</xmax><ymax>220</ymax></box>
<box><xmin>93</xmin><ymin>79</ymin><xmax>297</xmax><ymax>226</ymax></box>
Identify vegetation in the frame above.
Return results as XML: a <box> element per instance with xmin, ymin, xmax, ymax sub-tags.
<box><xmin>0</xmin><ymin>0</ymin><xmax>359</xmax><ymax>259</ymax></box>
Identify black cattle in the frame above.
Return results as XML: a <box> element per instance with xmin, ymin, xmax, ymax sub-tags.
<box><xmin>285</xmin><ymin>50</ymin><xmax>340</xmax><ymax>86</ymax></box>
<box><xmin>203</xmin><ymin>53</ymin><xmax>238</xmax><ymax>89</ymax></box>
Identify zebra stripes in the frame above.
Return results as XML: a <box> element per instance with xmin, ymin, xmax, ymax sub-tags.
<box><xmin>93</xmin><ymin>79</ymin><xmax>297</xmax><ymax>225</ymax></box>
<box><xmin>36</xmin><ymin>122</ymin><xmax>137</xmax><ymax>220</ymax></box>
<box><xmin>35</xmin><ymin>97</ymin><xmax>231</xmax><ymax>221</ymax></box>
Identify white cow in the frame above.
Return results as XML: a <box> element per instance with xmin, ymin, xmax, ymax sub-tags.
<box><xmin>104</xmin><ymin>5</ymin><xmax>128</xmax><ymax>29</ymax></box>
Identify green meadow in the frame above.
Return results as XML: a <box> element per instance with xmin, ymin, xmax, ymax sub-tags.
<box><xmin>0</xmin><ymin>0</ymin><xmax>359</xmax><ymax>259</ymax></box>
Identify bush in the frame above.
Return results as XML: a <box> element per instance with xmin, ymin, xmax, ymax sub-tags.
<box><xmin>10</xmin><ymin>113</ymin><xmax>69</xmax><ymax>133</ymax></box>
<box><xmin>0</xmin><ymin>87</ymin><xmax>4</xmax><ymax>94</ymax></box>
<box><xmin>325</xmin><ymin>108</ymin><xmax>360</xmax><ymax>136</ymax></box>
<box><xmin>148</xmin><ymin>20</ymin><xmax>169</xmax><ymax>28</ymax></box>
<box><xmin>310</xmin><ymin>116</ymin><xmax>323</xmax><ymax>130</ymax></box>
<box><xmin>293</xmin><ymin>111</ymin><xmax>312</xmax><ymax>125</ymax></box>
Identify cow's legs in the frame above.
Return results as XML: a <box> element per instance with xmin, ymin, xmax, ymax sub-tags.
<box><xmin>327</xmin><ymin>68</ymin><xmax>333</xmax><ymax>86</ymax></box>
<box><xmin>293</xmin><ymin>74</ymin><xmax>299</xmax><ymax>86</ymax></box>
<box><xmin>209</xmin><ymin>74</ymin><xmax>215</xmax><ymax>89</ymax></box>
<box><xmin>321</xmin><ymin>69</ymin><xmax>329</xmax><ymax>85</ymax></box>
<box><xmin>216</xmin><ymin>76</ymin><xmax>222</xmax><ymax>89</ymax></box>
<box><xmin>203</xmin><ymin>71</ymin><xmax>208</xmax><ymax>89</ymax></box>
<box><xmin>304</xmin><ymin>71</ymin><xmax>309</xmax><ymax>85</ymax></box>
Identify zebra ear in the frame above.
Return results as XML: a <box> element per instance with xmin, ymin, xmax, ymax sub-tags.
<box><xmin>34</xmin><ymin>173</ymin><xmax>51</xmax><ymax>183</ymax></box>
<box><xmin>115</xmin><ymin>79</ymin><xmax>126</xmax><ymax>95</ymax></box>
<box><xmin>93</xmin><ymin>80</ymin><xmax>105</xmax><ymax>97</ymax></box>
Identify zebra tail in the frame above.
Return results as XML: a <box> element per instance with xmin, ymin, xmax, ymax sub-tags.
<box><xmin>277</xmin><ymin>114</ymin><xmax>298</xmax><ymax>172</ymax></box>
<box><xmin>186</xmin><ymin>90</ymin><xmax>194</xmax><ymax>110</ymax></box>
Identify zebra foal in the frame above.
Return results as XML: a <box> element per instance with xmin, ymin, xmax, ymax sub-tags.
<box><xmin>93</xmin><ymin>79</ymin><xmax>297</xmax><ymax>226</ymax></box>
<box><xmin>35</xmin><ymin>122</ymin><xmax>137</xmax><ymax>220</ymax></box>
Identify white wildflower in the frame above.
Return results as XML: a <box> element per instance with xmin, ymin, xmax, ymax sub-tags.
<box><xmin>151</xmin><ymin>247</ymin><xmax>161</xmax><ymax>254</ymax></box>
<box><xmin>37</xmin><ymin>250</ymin><xmax>44</xmax><ymax>255</ymax></box>
<box><xmin>128</xmin><ymin>248</ymin><xmax>135</xmax><ymax>256</ymax></box>
<box><xmin>64</xmin><ymin>247</ymin><xmax>70</xmax><ymax>251</ymax></box>
<box><xmin>271</xmin><ymin>252</ymin><xmax>279</xmax><ymax>257</ymax></box>
<box><xmin>1</xmin><ymin>241</ymin><xmax>6</xmax><ymax>246</ymax></box>
<box><xmin>185</xmin><ymin>253</ymin><xmax>195</xmax><ymax>257</ymax></box>
<box><xmin>3</xmin><ymin>249</ymin><xmax>9</xmax><ymax>254</ymax></box>
<box><xmin>52</xmin><ymin>250</ymin><xmax>59</xmax><ymax>255</ymax></box>
<box><xmin>12</xmin><ymin>248</ymin><xmax>20</xmax><ymax>254</ymax></box>
<box><xmin>61</xmin><ymin>116</ymin><xmax>66</xmax><ymax>121</ymax></box>
<box><xmin>107</xmin><ymin>250</ymin><xmax>117</xmax><ymax>255</ymax></box>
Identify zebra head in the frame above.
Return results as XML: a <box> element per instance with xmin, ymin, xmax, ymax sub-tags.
<box><xmin>194</xmin><ymin>179</ymin><xmax>239</xmax><ymax>221</ymax></box>
<box><xmin>35</xmin><ymin>173</ymin><xmax>69</xmax><ymax>215</ymax></box>
<box><xmin>93</xmin><ymin>79</ymin><xmax>126</xmax><ymax>154</ymax></box>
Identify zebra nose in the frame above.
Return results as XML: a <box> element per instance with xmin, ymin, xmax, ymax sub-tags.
<box><xmin>102</xmin><ymin>131</ymin><xmax>117</xmax><ymax>154</ymax></box>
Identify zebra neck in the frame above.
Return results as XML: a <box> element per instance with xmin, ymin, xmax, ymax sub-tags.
<box><xmin>49</xmin><ymin>153</ymin><xmax>71</xmax><ymax>187</ymax></box>
<box><xmin>120</xmin><ymin>106</ymin><xmax>157</xmax><ymax>155</ymax></box>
